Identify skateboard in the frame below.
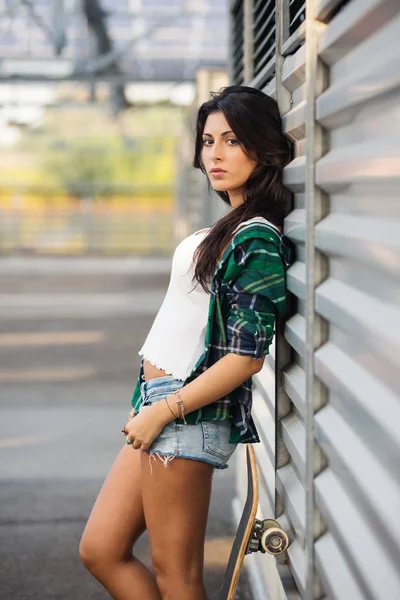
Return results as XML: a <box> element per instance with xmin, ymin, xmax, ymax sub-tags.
<box><xmin>219</xmin><ymin>445</ymin><xmax>289</xmax><ymax>600</ymax></box>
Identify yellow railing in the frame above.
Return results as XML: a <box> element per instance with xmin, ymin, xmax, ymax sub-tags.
<box><xmin>0</xmin><ymin>205</ymin><xmax>174</xmax><ymax>256</ymax></box>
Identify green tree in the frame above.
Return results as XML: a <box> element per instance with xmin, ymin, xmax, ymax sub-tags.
<box><xmin>42</xmin><ymin>140</ymin><xmax>117</xmax><ymax>203</ymax></box>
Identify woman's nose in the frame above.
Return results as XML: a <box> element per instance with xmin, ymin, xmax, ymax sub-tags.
<box><xmin>211</xmin><ymin>142</ymin><xmax>223</xmax><ymax>160</ymax></box>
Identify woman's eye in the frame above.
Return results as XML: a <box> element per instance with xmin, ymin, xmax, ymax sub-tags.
<box><xmin>202</xmin><ymin>138</ymin><xmax>238</xmax><ymax>146</ymax></box>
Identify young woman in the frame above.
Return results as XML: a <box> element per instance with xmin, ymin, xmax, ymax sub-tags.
<box><xmin>79</xmin><ymin>85</ymin><xmax>292</xmax><ymax>600</ymax></box>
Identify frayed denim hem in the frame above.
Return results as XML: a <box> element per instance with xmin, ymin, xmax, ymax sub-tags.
<box><xmin>145</xmin><ymin>449</ymin><xmax>229</xmax><ymax>475</ymax></box>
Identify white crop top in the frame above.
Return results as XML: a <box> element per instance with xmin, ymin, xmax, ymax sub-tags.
<box><xmin>138</xmin><ymin>216</ymin><xmax>280</xmax><ymax>380</ymax></box>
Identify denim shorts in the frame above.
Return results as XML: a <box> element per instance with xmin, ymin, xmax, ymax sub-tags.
<box><xmin>139</xmin><ymin>375</ymin><xmax>237</xmax><ymax>470</ymax></box>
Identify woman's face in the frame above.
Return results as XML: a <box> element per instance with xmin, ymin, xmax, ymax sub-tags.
<box><xmin>201</xmin><ymin>111</ymin><xmax>257</xmax><ymax>208</ymax></box>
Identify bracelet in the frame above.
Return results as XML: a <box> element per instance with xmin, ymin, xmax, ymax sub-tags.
<box><xmin>164</xmin><ymin>397</ymin><xmax>177</xmax><ymax>419</ymax></box>
<box><xmin>174</xmin><ymin>390</ymin><xmax>187</xmax><ymax>425</ymax></box>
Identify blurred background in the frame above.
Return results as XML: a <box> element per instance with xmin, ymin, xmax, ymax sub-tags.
<box><xmin>1</xmin><ymin>1</ymin><xmax>400</xmax><ymax>600</ymax></box>
<box><xmin>0</xmin><ymin>0</ymin><xmax>230</xmax><ymax>256</ymax></box>
<box><xmin>0</xmin><ymin>1</ymin><xmax>244</xmax><ymax>599</ymax></box>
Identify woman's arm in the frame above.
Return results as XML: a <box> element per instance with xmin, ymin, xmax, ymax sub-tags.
<box><xmin>156</xmin><ymin>352</ymin><xmax>265</xmax><ymax>424</ymax></box>
<box><xmin>124</xmin><ymin>353</ymin><xmax>264</xmax><ymax>450</ymax></box>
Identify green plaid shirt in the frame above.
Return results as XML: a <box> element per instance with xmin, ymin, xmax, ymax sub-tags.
<box><xmin>131</xmin><ymin>221</ymin><xmax>292</xmax><ymax>444</ymax></box>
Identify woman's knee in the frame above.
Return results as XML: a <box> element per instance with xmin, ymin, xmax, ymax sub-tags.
<box><xmin>152</xmin><ymin>552</ymin><xmax>203</xmax><ymax>595</ymax></box>
<box><xmin>79</xmin><ymin>530</ymin><xmax>124</xmax><ymax>574</ymax></box>
<box><xmin>79</xmin><ymin>533</ymin><xmax>104</xmax><ymax>573</ymax></box>
<box><xmin>154</xmin><ymin>570</ymin><xmax>204</xmax><ymax>599</ymax></box>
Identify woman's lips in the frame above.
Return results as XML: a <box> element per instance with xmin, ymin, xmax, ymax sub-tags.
<box><xmin>211</xmin><ymin>170</ymin><xmax>226</xmax><ymax>177</ymax></box>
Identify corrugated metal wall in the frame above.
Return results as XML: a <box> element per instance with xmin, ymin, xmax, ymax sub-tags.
<box><xmin>229</xmin><ymin>1</ymin><xmax>400</xmax><ymax>599</ymax></box>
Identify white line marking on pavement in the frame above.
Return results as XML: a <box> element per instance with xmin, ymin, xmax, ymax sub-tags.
<box><xmin>0</xmin><ymin>367</ymin><xmax>96</xmax><ymax>382</ymax></box>
<box><xmin>0</xmin><ymin>434</ymin><xmax>59</xmax><ymax>449</ymax></box>
<box><xmin>0</xmin><ymin>291</ymin><xmax>165</xmax><ymax>318</ymax></box>
<box><xmin>204</xmin><ymin>537</ymin><xmax>235</xmax><ymax>567</ymax></box>
<box><xmin>0</xmin><ymin>331</ymin><xmax>105</xmax><ymax>347</ymax></box>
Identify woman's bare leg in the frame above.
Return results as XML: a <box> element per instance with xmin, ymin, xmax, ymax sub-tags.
<box><xmin>79</xmin><ymin>445</ymin><xmax>162</xmax><ymax>600</ymax></box>
<box><xmin>141</xmin><ymin>453</ymin><xmax>214</xmax><ymax>600</ymax></box>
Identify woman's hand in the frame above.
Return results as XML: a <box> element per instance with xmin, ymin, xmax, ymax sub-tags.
<box><xmin>123</xmin><ymin>400</ymin><xmax>173</xmax><ymax>451</ymax></box>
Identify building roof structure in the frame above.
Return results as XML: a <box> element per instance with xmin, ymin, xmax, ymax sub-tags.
<box><xmin>0</xmin><ymin>0</ymin><xmax>228</xmax><ymax>83</ymax></box>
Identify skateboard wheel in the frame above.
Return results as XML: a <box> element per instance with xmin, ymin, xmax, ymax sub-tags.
<box><xmin>260</xmin><ymin>527</ymin><xmax>289</xmax><ymax>555</ymax></box>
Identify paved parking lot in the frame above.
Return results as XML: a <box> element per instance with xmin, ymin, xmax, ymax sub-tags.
<box><xmin>0</xmin><ymin>257</ymin><xmax>253</xmax><ymax>600</ymax></box>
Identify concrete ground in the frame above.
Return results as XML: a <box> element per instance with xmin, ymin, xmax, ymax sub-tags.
<box><xmin>0</xmin><ymin>257</ymin><xmax>253</xmax><ymax>600</ymax></box>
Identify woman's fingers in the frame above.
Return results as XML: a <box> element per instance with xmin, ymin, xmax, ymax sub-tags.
<box><xmin>126</xmin><ymin>439</ymin><xmax>150</xmax><ymax>452</ymax></box>
<box><xmin>127</xmin><ymin>408</ymin><xmax>138</xmax><ymax>421</ymax></box>
<box><xmin>124</xmin><ymin>408</ymin><xmax>162</xmax><ymax>450</ymax></box>
<box><xmin>125</xmin><ymin>433</ymin><xmax>147</xmax><ymax>451</ymax></box>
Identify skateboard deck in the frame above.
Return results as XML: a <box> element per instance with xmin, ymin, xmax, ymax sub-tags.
<box><xmin>219</xmin><ymin>445</ymin><xmax>289</xmax><ymax>600</ymax></box>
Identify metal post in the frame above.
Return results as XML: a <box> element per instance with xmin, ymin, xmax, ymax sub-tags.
<box><xmin>304</xmin><ymin>1</ymin><xmax>329</xmax><ymax>598</ymax></box>
<box><xmin>275</xmin><ymin>0</ymin><xmax>292</xmax><ymax>114</ymax></box>
<box><xmin>280</xmin><ymin>0</ymin><xmax>290</xmax><ymax>47</ymax></box>
<box><xmin>243</xmin><ymin>0</ymin><xmax>254</xmax><ymax>84</ymax></box>
<box><xmin>228</xmin><ymin>0</ymin><xmax>235</xmax><ymax>83</ymax></box>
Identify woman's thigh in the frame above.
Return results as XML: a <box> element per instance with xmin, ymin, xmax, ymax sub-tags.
<box><xmin>80</xmin><ymin>444</ymin><xmax>146</xmax><ymax>563</ymax></box>
<box><xmin>141</xmin><ymin>452</ymin><xmax>214</xmax><ymax>575</ymax></box>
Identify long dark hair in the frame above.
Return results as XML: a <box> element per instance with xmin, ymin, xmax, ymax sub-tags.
<box><xmin>192</xmin><ymin>85</ymin><xmax>291</xmax><ymax>293</ymax></box>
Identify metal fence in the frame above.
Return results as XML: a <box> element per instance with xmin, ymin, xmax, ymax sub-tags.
<box><xmin>0</xmin><ymin>205</ymin><xmax>174</xmax><ymax>255</ymax></box>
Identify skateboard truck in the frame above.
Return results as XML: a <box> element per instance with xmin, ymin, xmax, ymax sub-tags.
<box><xmin>246</xmin><ymin>519</ymin><xmax>289</xmax><ymax>555</ymax></box>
